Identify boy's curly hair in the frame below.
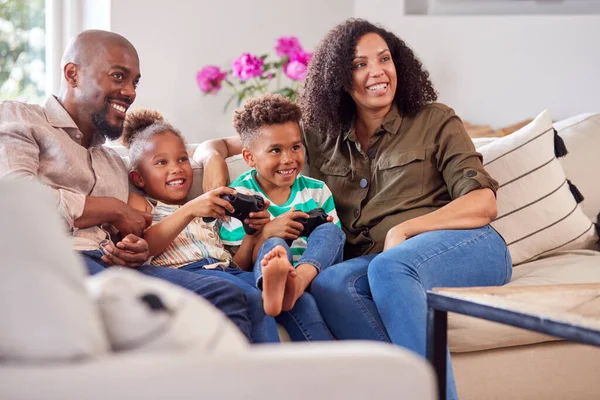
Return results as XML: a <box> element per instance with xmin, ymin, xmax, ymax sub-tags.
<box><xmin>122</xmin><ymin>109</ymin><xmax>185</xmax><ymax>169</ymax></box>
<box><xmin>297</xmin><ymin>18</ymin><xmax>438</xmax><ymax>138</ymax></box>
<box><xmin>233</xmin><ymin>93</ymin><xmax>302</xmax><ymax>147</ymax></box>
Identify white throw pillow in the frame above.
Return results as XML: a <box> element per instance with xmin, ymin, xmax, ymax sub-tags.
<box><xmin>86</xmin><ymin>268</ymin><xmax>249</xmax><ymax>354</ymax></box>
<box><xmin>555</xmin><ymin>113</ymin><xmax>600</xmax><ymax>221</ymax></box>
<box><xmin>478</xmin><ymin>110</ymin><xmax>597</xmax><ymax>265</ymax></box>
<box><xmin>0</xmin><ymin>179</ymin><xmax>109</xmax><ymax>362</ymax></box>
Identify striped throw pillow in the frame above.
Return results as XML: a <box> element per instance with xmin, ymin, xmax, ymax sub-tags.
<box><xmin>478</xmin><ymin>110</ymin><xmax>597</xmax><ymax>265</ymax></box>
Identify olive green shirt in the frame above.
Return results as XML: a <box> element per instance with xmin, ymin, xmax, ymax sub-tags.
<box><xmin>305</xmin><ymin>103</ymin><xmax>498</xmax><ymax>259</ymax></box>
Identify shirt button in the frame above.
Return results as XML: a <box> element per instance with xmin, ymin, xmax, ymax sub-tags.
<box><xmin>367</xmin><ymin>148</ymin><xmax>377</xmax><ymax>159</ymax></box>
<box><xmin>360</xmin><ymin>178</ymin><xmax>368</xmax><ymax>188</ymax></box>
<box><xmin>466</xmin><ymin>170</ymin><xmax>478</xmax><ymax>178</ymax></box>
<box><xmin>353</xmin><ymin>208</ymin><xmax>360</xmax><ymax>218</ymax></box>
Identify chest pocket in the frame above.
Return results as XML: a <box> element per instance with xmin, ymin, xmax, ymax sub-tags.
<box><xmin>377</xmin><ymin>149</ymin><xmax>426</xmax><ymax>199</ymax></box>
<box><xmin>310</xmin><ymin>157</ymin><xmax>351</xmax><ymax>198</ymax></box>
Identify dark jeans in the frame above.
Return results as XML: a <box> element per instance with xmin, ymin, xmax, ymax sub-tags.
<box><xmin>80</xmin><ymin>250</ymin><xmax>252</xmax><ymax>341</ymax></box>
<box><xmin>181</xmin><ymin>261</ymin><xmax>279</xmax><ymax>343</ymax></box>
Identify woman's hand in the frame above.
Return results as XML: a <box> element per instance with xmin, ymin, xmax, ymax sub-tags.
<box><xmin>261</xmin><ymin>209</ymin><xmax>309</xmax><ymax>241</ymax></box>
<box><xmin>384</xmin><ymin>225</ymin><xmax>409</xmax><ymax>251</ymax></box>
<box><xmin>202</xmin><ymin>154</ymin><xmax>229</xmax><ymax>193</ymax></box>
<box><xmin>188</xmin><ymin>186</ymin><xmax>236</xmax><ymax>219</ymax></box>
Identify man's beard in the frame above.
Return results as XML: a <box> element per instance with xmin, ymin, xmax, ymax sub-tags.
<box><xmin>91</xmin><ymin>103</ymin><xmax>123</xmax><ymax>141</ymax></box>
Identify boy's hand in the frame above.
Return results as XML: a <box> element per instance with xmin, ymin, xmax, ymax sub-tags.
<box><xmin>189</xmin><ymin>186</ymin><xmax>236</xmax><ymax>219</ymax></box>
<box><xmin>244</xmin><ymin>199</ymin><xmax>271</xmax><ymax>233</ymax></box>
<box><xmin>102</xmin><ymin>234</ymin><xmax>150</xmax><ymax>267</ymax></box>
<box><xmin>261</xmin><ymin>209</ymin><xmax>309</xmax><ymax>241</ymax></box>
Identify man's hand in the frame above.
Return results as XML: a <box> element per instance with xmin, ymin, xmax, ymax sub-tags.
<box><xmin>244</xmin><ymin>199</ymin><xmax>271</xmax><ymax>233</ymax></box>
<box><xmin>384</xmin><ymin>225</ymin><xmax>408</xmax><ymax>251</ymax></box>
<box><xmin>112</xmin><ymin>203</ymin><xmax>152</xmax><ymax>237</ymax></box>
<box><xmin>188</xmin><ymin>186</ymin><xmax>236</xmax><ymax>219</ymax></box>
<box><xmin>101</xmin><ymin>234</ymin><xmax>150</xmax><ymax>267</ymax></box>
<box><xmin>261</xmin><ymin>209</ymin><xmax>309</xmax><ymax>241</ymax></box>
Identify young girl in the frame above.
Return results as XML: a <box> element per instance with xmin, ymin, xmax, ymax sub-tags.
<box><xmin>122</xmin><ymin>109</ymin><xmax>278</xmax><ymax>343</ymax></box>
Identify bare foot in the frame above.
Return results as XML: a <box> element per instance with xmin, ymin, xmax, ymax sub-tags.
<box><xmin>261</xmin><ymin>246</ymin><xmax>294</xmax><ymax>316</ymax></box>
<box><xmin>282</xmin><ymin>272</ymin><xmax>304</xmax><ymax>312</ymax></box>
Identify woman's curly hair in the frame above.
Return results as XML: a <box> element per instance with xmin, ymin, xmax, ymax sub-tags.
<box><xmin>122</xmin><ymin>109</ymin><xmax>185</xmax><ymax>169</ymax></box>
<box><xmin>297</xmin><ymin>18</ymin><xmax>437</xmax><ymax>137</ymax></box>
<box><xmin>233</xmin><ymin>93</ymin><xmax>302</xmax><ymax>146</ymax></box>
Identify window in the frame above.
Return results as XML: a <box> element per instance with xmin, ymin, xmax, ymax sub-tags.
<box><xmin>0</xmin><ymin>0</ymin><xmax>46</xmax><ymax>104</ymax></box>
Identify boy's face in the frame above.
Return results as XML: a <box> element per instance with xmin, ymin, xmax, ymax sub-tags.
<box><xmin>242</xmin><ymin>121</ymin><xmax>305</xmax><ymax>191</ymax></box>
<box><xmin>130</xmin><ymin>131</ymin><xmax>193</xmax><ymax>205</ymax></box>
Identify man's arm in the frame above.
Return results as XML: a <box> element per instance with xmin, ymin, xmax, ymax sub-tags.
<box><xmin>0</xmin><ymin>126</ymin><xmax>150</xmax><ymax>236</ymax></box>
<box><xmin>194</xmin><ymin>136</ymin><xmax>243</xmax><ymax>192</ymax></box>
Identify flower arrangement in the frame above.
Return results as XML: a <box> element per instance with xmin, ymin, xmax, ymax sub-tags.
<box><xmin>196</xmin><ymin>36</ymin><xmax>311</xmax><ymax>111</ymax></box>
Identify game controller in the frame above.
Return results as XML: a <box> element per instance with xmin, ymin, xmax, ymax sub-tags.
<box><xmin>285</xmin><ymin>208</ymin><xmax>329</xmax><ymax>245</ymax></box>
<box><xmin>203</xmin><ymin>193</ymin><xmax>265</xmax><ymax>234</ymax></box>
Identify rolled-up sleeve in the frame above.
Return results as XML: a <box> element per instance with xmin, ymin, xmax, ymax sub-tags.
<box><xmin>0</xmin><ymin>122</ymin><xmax>85</xmax><ymax>230</ymax></box>
<box><xmin>435</xmin><ymin>109</ymin><xmax>498</xmax><ymax>199</ymax></box>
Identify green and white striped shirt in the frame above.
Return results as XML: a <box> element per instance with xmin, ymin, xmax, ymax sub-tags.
<box><xmin>220</xmin><ymin>169</ymin><xmax>341</xmax><ymax>264</ymax></box>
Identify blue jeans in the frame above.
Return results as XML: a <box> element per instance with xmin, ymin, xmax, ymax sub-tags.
<box><xmin>80</xmin><ymin>250</ymin><xmax>252</xmax><ymax>341</ymax></box>
<box><xmin>180</xmin><ymin>260</ymin><xmax>280</xmax><ymax>344</ymax></box>
<box><xmin>254</xmin><ymin>223</ymin><xmax>346</xmax><ymax>341</ymax></box>
<box><xmin>311</xmin><ymin>225</ymin><xmax>512</xmax><ymax>400</ymax></box>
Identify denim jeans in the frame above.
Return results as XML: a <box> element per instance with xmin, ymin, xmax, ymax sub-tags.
<box><xmin>254</xmin><ymin>223</ymin><xmax>346</xmax><ymax>341</ymax></box>
<box><xmin>180</xmin><ymin>260</ymin><xmax>280</xmax><ymax>344</ymax></box>
<box><xmin>311</xmin><ymin>225</ymin><xmax>512</xmax><ymax>400</ymax></box>
<box><xmin>80</xmin><ymin>250</ymin><xmax>252</xmax><ymax>341</ymax></box>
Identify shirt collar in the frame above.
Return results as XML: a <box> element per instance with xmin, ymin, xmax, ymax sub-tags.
<box><xmin>344</xmin><ymin>103</ymin><xmax>403</xmax><ymax>142</ymax></box>
<box><xmin>43</xmin><ymin>95</ymin><xmax>106</xmax><ymax>147</ymax></box>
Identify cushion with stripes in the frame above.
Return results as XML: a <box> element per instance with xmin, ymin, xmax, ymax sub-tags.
<box><xmin>478</xmin><ymin>110</ymin><xmax>598</xmax><ymax>265</ymax></box>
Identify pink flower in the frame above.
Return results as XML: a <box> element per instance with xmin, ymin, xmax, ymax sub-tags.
<box><xmin>232</xmin><ymin>53</ymin><xmax>264</xmax><ymax>81</ymax></box>
<box><xmin>196</xmin><ymin>66</ymin><xmax>227</xmax><ymax>94</ymax></box>
<box><xmin>275</xmin><ymin>36</ymin><xmax>303</xmax><ymax>58</ymax></box>
<box><xmin>284</xmin><ymin>51</ymin><xmax>312</xmax><ymax>81</ymax></box>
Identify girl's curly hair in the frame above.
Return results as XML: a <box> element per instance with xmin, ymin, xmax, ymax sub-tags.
<box><xmin>122</xmin><ymin>109</ymin><xmax>185</xmax><ymax>169</ymax></box>
<box><xmin>297</xmin><ymin>18</ymin><xmax>437</xmax><ymax>137</ymax></box>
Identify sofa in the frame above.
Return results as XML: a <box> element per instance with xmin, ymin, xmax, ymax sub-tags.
<box><xmin>171</xmin><ymin>111</ymin><xmax>599</xmax><ymax>400</ymax></box>
<box><xmin>0</xmin><ymin>179</ymin><xmax>436</xmax><ymax>400</ymax></box>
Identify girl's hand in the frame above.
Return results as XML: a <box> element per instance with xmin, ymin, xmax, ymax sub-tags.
<box><xmin>244</xmin><ymin>199</ymin><xmax>272</xmax><ymax>233</ymax></box>
<box><xmin>261</xmin><ymin>209</ymin><xmax>309</xmax><ymax>241</ymax></box>
<box><xmin>189</xmin><ymin>186</ymin><xmax>236</xmax><ymax>219</ymax></box>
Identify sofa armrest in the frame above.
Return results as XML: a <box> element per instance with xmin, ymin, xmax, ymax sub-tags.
<box><xmin>0</xmin><ymin>342</ymin><xmax>435</xmax><ymax>400</ymax></box>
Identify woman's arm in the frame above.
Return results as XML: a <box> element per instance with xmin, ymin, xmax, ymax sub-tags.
<box><xmin>194</xmin><ymin>136</ymin><xmax>243</xmax><ymax>192</ymax></box>
<box><xmin>384</xmin><ymin>188</ymin><xmax>497</xmax><ymax>250</ymax></box>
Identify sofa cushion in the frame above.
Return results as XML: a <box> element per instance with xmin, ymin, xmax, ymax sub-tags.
<box><xmin>448</xmin><ymin>250</ymin><xmax>600</xmax><ymax>353</ymax></box>
<box><xmin>556</xmin><ymin>113</ymin><xmax>600</xmax><ymax>221</ymax></box>
<box><xmin>478</xmin><ymin>110</ymin><xmax>597</xmax><ymax>265</ymax></box>
<box><xmin>0</xmin><ymin>180</ymin><xmax>110</xmax><ymax>362</ymax></box>
<box><xmin>86</xmin><ymin>268</ymin><xmax>249</xmax><ymax>353</ymax></box>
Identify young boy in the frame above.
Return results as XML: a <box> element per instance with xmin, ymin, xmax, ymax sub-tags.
<box><xmin>221</xmin><ymin>94</ymin><xmax>346</xmax><ymax>319</ymax></box>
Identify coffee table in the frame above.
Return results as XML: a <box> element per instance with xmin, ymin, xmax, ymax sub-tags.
<box><xmin>426</xmin><ymin>284</ymin><xmax>600</xmax><ymax>400</ymax></box>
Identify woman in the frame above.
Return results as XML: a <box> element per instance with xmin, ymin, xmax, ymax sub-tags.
<box><xmin>197</xmin><ymin>19</ymin><xmax>512</xmax><ymax>399</ymax></box>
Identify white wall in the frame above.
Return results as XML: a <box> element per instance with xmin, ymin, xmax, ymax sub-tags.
<box><xmin>111</xmin><ymin>0</ymin><xmax>353</xmax><ymax>142</ymax></box>
<box><xmin>355</xmin><ymin>0</ymin><xmax>600</xmax><ymax>127</ymax></box>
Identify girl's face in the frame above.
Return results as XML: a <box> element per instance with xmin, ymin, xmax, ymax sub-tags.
<box><xmin>349</xmin><ymin>33</ymin><xmax>397</xmax><ymax>113</ymax></box>
<box><xmin>132</xmin><ymin>131</ymin><xmax>193</xmax><ymax>205</ymax></box>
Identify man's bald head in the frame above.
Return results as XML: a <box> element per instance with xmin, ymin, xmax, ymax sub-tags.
<box><xmin>58</xmin><ymin>30</ymin><xmax>141</xmax><ymax>145</ymax></box>
<box><xmin>61</xmin><ymin>30</ymin><xmax>137</xmax><ymax>69</ymax></box>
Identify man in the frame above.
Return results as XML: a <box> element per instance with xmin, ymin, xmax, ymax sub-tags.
<box><xmin>0</xmin><ymin>30</ymin><xmax>251</xmax><ymax>339</ymax></box>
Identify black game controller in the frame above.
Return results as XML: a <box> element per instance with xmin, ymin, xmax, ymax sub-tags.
<box><xmin>203</xmin><ymin>193</ymin><xmax>265</xmax><ymax>234</ymax></box>
<box><xmin>285</xmin><ymin>208</ymin><xmax>329</xmax><ymax>245</ymax></box>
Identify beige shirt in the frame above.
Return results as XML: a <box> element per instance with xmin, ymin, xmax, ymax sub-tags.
<box><xmin>305</xmin><ymin>103</ymin><xmax>498</xmax><ymax>259</ymax></box>
<box><xmin>0</xmin><ymin>96</ymin><xmax>129</xmax><ymax>251</ymax></box>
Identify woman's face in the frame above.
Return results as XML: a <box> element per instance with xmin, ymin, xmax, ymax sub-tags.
<box><xmin>349</xmin><ymin>33</ymin><xmax>397</xmax><ymax>113</ymax></box>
